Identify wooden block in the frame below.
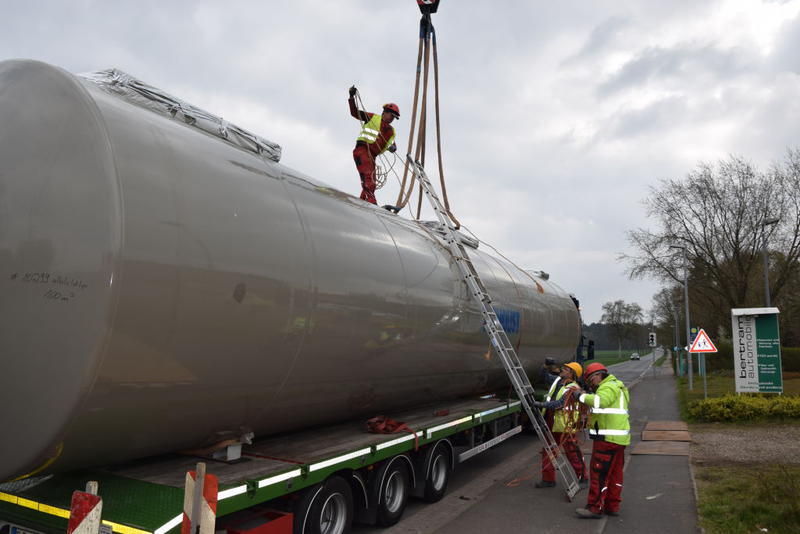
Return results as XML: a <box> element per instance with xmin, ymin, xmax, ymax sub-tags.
<box><xmin>631</xmin><ymin>441</ymin><xmax>690</xmax><ymax>456</ymax></box>
<box><xmin>644</xmin><ymin>421</ymin><xmax>688</xmax><ymax>432</ymax></box>
<box><xmin>641</xmin><ymin>430</ymin><xmax>691</xmax><ymax>442</ymax></box>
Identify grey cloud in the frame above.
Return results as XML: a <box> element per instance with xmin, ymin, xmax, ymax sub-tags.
<box><xmin>597</xmin><ymin>43</ymin><xmax>753</xmax><ymax>97</ymax></box>
<box><xmin>771</xmin><ymin>16</ymin><xmax>800</xmax><ymax>73</ymax></box>
<box><xmin>601</xmin><ymin>96</ymin><xmax>688</xmax><ymax>140</ymax></box>
<box><xmin>563</xmin><ymin>16</ymin><xmax>629</xmax><ymax>65</ymax></box>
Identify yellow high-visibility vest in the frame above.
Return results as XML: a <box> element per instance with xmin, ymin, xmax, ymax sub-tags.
<box><xmin>357</xmin><ymin>114</ymin><xmax>395</xmax><ymax>154</ymax></box>
<box><xmin>552</xmin><ymin>382</ymin><xmax>581</xmax><ymax>433</ymax></box>
<box><xmin>579</xmin><ymin>374</ymin><xmax>630</xmax><ymax>446</ymax></box>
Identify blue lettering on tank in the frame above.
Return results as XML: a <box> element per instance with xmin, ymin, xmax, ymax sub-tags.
<box><xmin>495</xmin><ymin>308</ymin><xmax>521</xmax><ymax>334</ymax></box>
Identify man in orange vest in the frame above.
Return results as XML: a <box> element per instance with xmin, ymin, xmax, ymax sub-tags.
<box><xmin>348</xmin><ymin>86</ymin><xmax>398</xmax><ymax>204</ymax></box>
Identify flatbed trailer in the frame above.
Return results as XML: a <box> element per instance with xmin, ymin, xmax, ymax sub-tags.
<box><xmin>0</xmin><ymin>397</ymin><xmax>524</xmax><ymax>534</ymax></box>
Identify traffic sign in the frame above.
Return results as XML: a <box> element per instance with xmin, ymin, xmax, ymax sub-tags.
<box><xmin>689</xmin><ymin>329</ymin><xmax>717</xmax><ymax>353</ymax></box>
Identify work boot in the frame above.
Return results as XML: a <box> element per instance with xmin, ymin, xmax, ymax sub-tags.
<box><xmin>605</xmin><ymin>510</ymin><xmax>619</xmax><ymax>516</ymax></box>
<box><xmin>534</xmin><ymin>480</ymin><xmax>556</xmax><ymax>488</ymax></box>
<box><xmin>575</xmin><ymin>508</ymin><xmax>603</xmax><ymax>519</ymax></box>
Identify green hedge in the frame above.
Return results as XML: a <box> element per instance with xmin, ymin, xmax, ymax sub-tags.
<box><xmin>688</xmin><ymin>394</ymin><xmax>800</xmax><ymax>422</ymax></box>
<box><xmin>699</xmin><ymin>344</ymin><xmax>800</xmax><ymax>373</ymax></box>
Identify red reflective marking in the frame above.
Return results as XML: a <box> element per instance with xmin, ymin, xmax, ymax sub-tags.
<box><xmin>204</xmin><ymin>474</ymin><xmax>219</xmax><ymax>514</ymax></box>
<box><xmin>67</xmin><ymin>491</ymin><xmax>101</xmax><ymax>534</ymax></box>
<box><xmin>181</xmin><ymin>470</ymin><xmax>219</xmax><ymax>533</ymax></box>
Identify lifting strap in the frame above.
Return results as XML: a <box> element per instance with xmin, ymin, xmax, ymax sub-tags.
<box><xmin>395</xmin><ymin>4</ymin><xmax>460</xmax><ymax>229</ymax></box>
<box><xmin>366</xmin><ymin>416</ymin><xmax>419</xmax><ymax>450</ymax></box>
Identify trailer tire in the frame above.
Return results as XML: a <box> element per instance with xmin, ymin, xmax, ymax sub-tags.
<box><xmin>294</xmin><ymin>476</ymin><xmax>353</xmax><ymax>534</ymax></box>
<box><xmin>423</xmin><ymin>443</ymin><xmax>452</xmax><ymax>502</ymax></box>
<box><xmin>375</xmin><ymin>459</ymin><xmax>411</xmax><ymax>526</ymax></box>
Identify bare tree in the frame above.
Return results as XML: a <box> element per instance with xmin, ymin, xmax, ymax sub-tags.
<box><xmin>650</xmin><ymin>286</ymin><xmax>683</xmax><ymax>349</ymax></box>
<box><xmin>601</xmin><ymin>300</ymin><xmax>644</xmax><ymax>359</ymax></box>
<box><xmin>623</xmin><ymin>151</ymin><xmax>800</xmax><ymax>337</ymax></box>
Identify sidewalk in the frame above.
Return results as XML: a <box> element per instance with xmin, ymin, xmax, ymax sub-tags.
<box><xmin>604</xmin><ymin>362</ymin><xmax>698</xmax><ymax>534</ymax></box>
<box><xmin>432</xmin><ymin>359</ymin><xmax>699</xmax><ymax>534</ymax></box>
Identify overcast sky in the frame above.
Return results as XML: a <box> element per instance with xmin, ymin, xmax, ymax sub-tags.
<box><xmin>4</xmin><ymin>0</ymin><xmax>799</xmax><ymax>323</ymax></box>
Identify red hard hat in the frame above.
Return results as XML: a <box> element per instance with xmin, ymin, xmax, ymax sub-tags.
<box><xmin>383</xmin><ymin>103</ymin><xmax>400</xmax><ymax>118</ymax></box>
<box><xmin>584</xmin><ymin>362</ymin><xmax>608</xmax><ymax>379</ymax></box>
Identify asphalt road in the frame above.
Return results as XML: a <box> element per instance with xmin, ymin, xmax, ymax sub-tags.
<box><xmin>606</xmin><ymin>349</ymin><xmax>661</xmax><ymax>386</ymax></box>
<box><xmin>354</xmin><ymin>352</ymin><xmax>663</xmax><ymax>533</ymax></box>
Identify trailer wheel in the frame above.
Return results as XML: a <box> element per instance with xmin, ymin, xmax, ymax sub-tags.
<box><xmin>423</xmin><ymin>443</ymin><xmax>452</xmax><ymax>502</ymax></box>
<box><xmin>294</xmin><ymin>476</ymin><xmax>353</xmax><ymax>534</ymax></box>
<box><xmin>375</xmin><ymin>459</ymin><xmax>411</xmax><ymax>526</ymax></box>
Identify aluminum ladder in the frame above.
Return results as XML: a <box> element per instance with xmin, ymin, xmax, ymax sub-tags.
<box><xmin>406</xmin><ymin>157</ymin><xmax>581</xmax><ymax>500</ymax></box>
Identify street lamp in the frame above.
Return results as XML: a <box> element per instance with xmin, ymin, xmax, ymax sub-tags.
<box><xmin>762</xmin><ymin>217</ymin><xmax>780</xmax><ymax>307</ymax></box>
<box><xmin>669</xmin><ymin>244</ymin><xmax>693</xmax><ymax>390</ymax></box>
<box><xmin>672</xmin><ymin>296</ymin><xmax>680</xmax><ymax>375</ymax></box>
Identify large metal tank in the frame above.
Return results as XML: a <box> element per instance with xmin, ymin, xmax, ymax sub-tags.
<box><xmin>0</xmin><ymin>60</ymin><xmax>580</xmax><ymax>482</ymax></box>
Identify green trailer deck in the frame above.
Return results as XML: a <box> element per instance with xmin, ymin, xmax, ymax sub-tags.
<box><xmin>0</xmin><ymin>398</ymin><xmax>522</xmax><ymax>534</ymax></box>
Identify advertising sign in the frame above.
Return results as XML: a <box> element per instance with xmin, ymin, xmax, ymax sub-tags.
<box><xmin>731</xmin><ymin>307</ymin><xmax>782</xmax><ymax>394</ymax></box>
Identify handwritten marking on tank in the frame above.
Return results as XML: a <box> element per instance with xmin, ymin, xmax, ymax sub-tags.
<box><xmin>44</xmin><ymin>288</ymin><xmax>75</xmax><ymax>301</ymax></box>
<box><xmin>233</xmin><ymin>283</ymin><xmax>246</xmax><ymax>303</ymax></box>
<box><xmin>9</xmin><ymin>271</ymin><xmax>89</xmax><ymax>302</ymax></box>
<box><xmin>19</xmin><ymin>271</ymin><xmax>51</xmax><ymax>283</ymax></box>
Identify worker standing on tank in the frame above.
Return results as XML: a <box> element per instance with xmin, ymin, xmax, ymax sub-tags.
<box><xmin>531</xmin><ymin>362</ymin><xmax>588</xmax><ymax>488</ymax></box>
<box><xmin>574</xmin><ymin>362</ymin><xmax>630</xmax><ymax>519</ymax></box>
<box><xmin>348</xmin><ymin>86</ymin><xmax>398</xmax><ymax>204</ymax></box>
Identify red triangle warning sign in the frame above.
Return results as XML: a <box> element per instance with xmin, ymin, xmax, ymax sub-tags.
<box><xmin>689</xmin><ymin>328</ymin><xmax>717</xmax><ymax>353</ymax></box>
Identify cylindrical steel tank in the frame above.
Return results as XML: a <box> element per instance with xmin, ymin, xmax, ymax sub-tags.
<box><xmin>0</xmin><ymin>60</ymin><xmax>580</xmax><ymax>481</ymax></box>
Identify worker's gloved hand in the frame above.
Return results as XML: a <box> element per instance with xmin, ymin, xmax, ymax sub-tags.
<box><xmin>349</xmin><ymin>86</ymin><xmax>357</xmax><ymax>97</ymax></box>
<box><xmin>388</xmin><ymin>143</ymin><xmax>397</xmax><ymax>153</ymax></box>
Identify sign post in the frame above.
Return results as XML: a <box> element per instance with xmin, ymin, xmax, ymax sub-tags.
<box><xmin>689</xmin><ymin>327</ymin><xmax>701</xmax><ymax>377</ymax></box>
<box><xmin>731</xmin><ymin>308</ymin><xmax>782</xmax><ymax>394</ymax></box>
<box><xmin>689</xmin><ymin>328</ymin><xmax>717</xmax><ymax>399</ymax></box>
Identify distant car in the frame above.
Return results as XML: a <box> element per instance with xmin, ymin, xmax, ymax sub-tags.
<box><xmin>630</xmin><ymin>353</ymin><xmax>641</xmax><ymax>360</ymax></box>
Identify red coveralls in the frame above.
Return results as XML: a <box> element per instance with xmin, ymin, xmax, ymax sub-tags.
<box><xmin>542</xmin><ymin>433</ymin><xmax>587</xmax><ymax>482</ymax></box>
<box><xmin>587</xmin><ymin>441</ymin><xmax>625</xmax><ymax>514</ymax></box>
<box><xmin>349</xmin><ymin>98</ymin><xmax>395</xmax><ymax>204</ymax></box>
<box><xmin>580</xmin><ymin>374</ymin><xmax>629</xmax><ymax>515</ymax></box>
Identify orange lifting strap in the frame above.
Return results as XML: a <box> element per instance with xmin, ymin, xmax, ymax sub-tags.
<box><xmin>396</xmin><ymin>0</ymin><xmax>460</xmax><ymax>228</ymax></box>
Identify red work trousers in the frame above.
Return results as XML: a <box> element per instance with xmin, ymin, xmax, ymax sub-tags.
<box><xmin>586</xmin><ymin>440</ymin><xmax>626</xmax><ymax>514</ymax></box>
<box><xmin>540</xmin><ymin>432</ymin><xmax>587</xmax><ymax>482</ymax></box>
<box><xmin>353</xmin><ymin>144</ymin><xmax>377</xmax><ymax>204</ymax></box>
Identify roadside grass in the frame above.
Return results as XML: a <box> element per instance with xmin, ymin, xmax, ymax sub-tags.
<box><xmin>677</xmin><ymin>372</ymin><xmax>800</xmax><ymax>532</ymax></box>
<box><xmin>591</xmin><ymin>349</ymin><xmax>642</xmax><ymax>366</ymax></box>
<box><xmin>694</xmin><ymin>464</ymin><xmax>800</xmax><ymax>534</ymax></box>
